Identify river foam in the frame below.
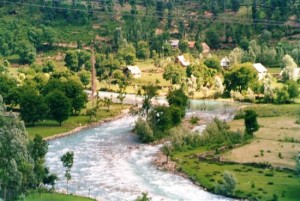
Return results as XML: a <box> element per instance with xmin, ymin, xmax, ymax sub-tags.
<box><xmin>46</xmin><ymin>100</ymin><xmax>237</xmax><ymax>201</ymax></box>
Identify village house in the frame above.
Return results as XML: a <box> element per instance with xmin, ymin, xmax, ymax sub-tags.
<box><xmin>124</xmin><ymin>65</ymin><xmax>142</xmax><ymax>78</ymax></box>
<box><xmin>220</xmin><ymin>56</ymin><xmax>230</xmax><ymax>68</ymax></box>
<box><xmin>169</xmin><ymin>39</ymin><xmax>179</xmax><ymax>48</ymax></box>
<box><xmin>253</xmin><ymin>63</ymin><xmax>268</xmax><ymax>80</ymax></box>
<box><xmin>176</xmin><ymin>55</ymin><xmax>190</xmax><ymax>67</ymax></box>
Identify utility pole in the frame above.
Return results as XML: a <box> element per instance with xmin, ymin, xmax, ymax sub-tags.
<box><xmin>91</xmin><ymin>41</ymin><xmax>96</xmax><ymax>107</ymax></box>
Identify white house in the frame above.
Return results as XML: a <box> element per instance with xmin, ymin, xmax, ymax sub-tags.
<box><xmin>253</xmin><ymin>63</ymin><xmax>268</xmax><ymax>80</ymax></box>
<box><xmin>220</xmin><ymin>57</ymin><xmax>230</xmax><ymax>68</ymax></box>
<box><xmin>169</xmin><ymin>40</ymin><xmax>179</xmax><ymax>48</ymax></box>
<box><xmin>176</xmin><ymin>55</ymin><xmax>190</xmax><ymax>67</ymax></box>
<box><xmin>126</xmin><ymin>66</ymin><xmax>141</xmax><ymax>78</ymax></box>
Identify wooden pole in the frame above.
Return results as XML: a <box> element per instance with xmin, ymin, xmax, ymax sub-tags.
<box><xmin>91</xmin><ymin>41</ymin><xmax>96</xmax><ymax>106</ymax></box>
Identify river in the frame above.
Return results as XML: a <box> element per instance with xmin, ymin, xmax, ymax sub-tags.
<box><xmin>46</xmin><ymin>100</ymin><xmax>237</xmax><ymax>201</ymax></box>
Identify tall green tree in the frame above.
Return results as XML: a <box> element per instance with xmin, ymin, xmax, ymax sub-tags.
<box><xmin>0</xmin><ymin>96</ymin><xmax>35</xmax><ymax>201</ymax></box>
<box><xmin>19</xmin><ymin>88</ymin><xmax>48</xmax><ymax>126</ymax></box>
<box><xmin>244</xmin><ymin>110</ymin><xmax>259</xmax><ymax>136</ymax></box>
<box><xmin>60</xmin><ymin>151</ymin><xmax>74</xmax><ymax>195</ymax></box>
<box><xmin>223</xmin><ymin>64</ymin><xmax>258</xmax><ymax>95</ymax></box>
<box><xmin>46</xmin><ymin>90</ymin><xmax>71</xmax><ymax>126</ymax></box>
<box><xmin>163</xmin><ymin>64</ymin><xmax>186</xmax><ymax>84</ymax></box>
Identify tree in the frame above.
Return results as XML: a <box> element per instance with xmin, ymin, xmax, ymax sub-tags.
<box><xmin>163</xmin><ymin>64</ymin><xmax>186</xmax><ymax>84</ymax></box>
<box><xmin>229</xmin><ymin>47</ymin><xmax>244</xmax><ymax>65</ymax></box>
<box><xmin>64</xmin><ymin>80</ymin><xmax>87</xmax><ymax>115</ymax></box>
<box><xmin>0</xmin><ymin>95</ymin><xmax>35</xmax><ymax>200</ymax></box>
<box><xmin>118</xmin><ymin>43</ymin><xmax>136</xmax><ymax>65</ymax></box>
<box><xmin>287</xmin><ymin>81</ymin><xmax>300</xmax><ymax>101</ymax></box>
<box><xmin>46</xmin><ymin>90</ymin><xmax>71</xmax><ymax>126</ymax></box>
<box><xmin>65</xmin><ymin>50</ymin><xmax>79</xmax><ymax>71</ymax></box>
<box><xmin>137</xmin><ymin>41</ymin><xmax>150</xmax><ymax>59</ymax></box>
<box><xmin>19</xmin><ymin>88</ymin><xmax>48</xmax><ymax>126</ymax></box>
<box><xmin>29</xmin><ymin>135</ymin><xmax>49</xmax><ymax>187</ymax></box>
<box><xmin>178</xmin><ymin>40</ymin><xmax>189</xmax><ymax>53</ymax></box>
<box><xmin>215</xmin><ymin>171</ymin><xmax>237</xmax><ymax>196</ymax></box>
<box><xmin>231</xmin><ymin>0</ymin><xmax>240</xmax><ymax>12</ymax></box>
<box><xmin>296</xmin><ymin>153</ymin><xmax>300</xmax><ymax>175</ymax></box>
<box><xmin>244</xmin><ymin>110</ymin><xmax>259</xmax><ymax>136</ymax></box>
<box><xmin>79</xmin><ymin>70</ymin><xmax>91</xmax><ymax>88</ymax></box>
<box><xmin>205</xmin><ymin>29</ymin><xmax>221</xmax><ymax>49</ymax></box>
<box><xmin>224</xmin><ymin>64</ymin><xmax>258</xmax><ymax>95</ymax></box>
<box><xmin>0</xmin><ymin>74</ymin><xmax>17</xmax><ymax>104</ymax></box>
<box><xmin>204</xmin><ymin>57</ymin><xmax>221</xmax><ymax>71</ymax></box>
<box><xmin>142</xmin><ymin>84</ymin><xmax>158</xmax><ymax>117</ymax></box>
<box><xmin>134</xmin><ymin>117</ymin><xmax>154</xmax><ymax>143</ymax></box>
<box><xmin>282</xmin><ymin>54</ymin><xmax>298</xmax><ymax>81</ymax></box>
<box><xmin>17</xmin><ymin>40</ymin><xmax>37</xmax><ymax>64</ymax></box>
<box><xmin>167</xmin><ymin>88</ymin><xmax>188</xmax><ymax>116</ymax></box>
<box><xmin>60</xmin><ymin>151</ymin><xmax>74</xmax><ymax>194</ymax></box>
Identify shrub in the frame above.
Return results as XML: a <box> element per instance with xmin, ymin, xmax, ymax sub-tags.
<box><xmin>244</xmin><ymin>110</ymin><xmax>259</xmax><ymax>136</ymax></box>
<box><xmin>134</xmin><ymin>118</ymin><xmax>154</xmax><ymax>143</ymax></box>
<box><xmin>214</xmin><ymin>171</ymin><xmax>237</xmax><ymax>196</ymax></box>
<box><xmin>189</xmin><ymin>116</ymin><xmax>200</xmax><ymax>125</ymax></box>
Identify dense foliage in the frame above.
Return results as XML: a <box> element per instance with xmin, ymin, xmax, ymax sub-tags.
<box><xmin>0</xmin><ymin>96</ymin><xmax>55</xmax><ymax>200</ymax></box>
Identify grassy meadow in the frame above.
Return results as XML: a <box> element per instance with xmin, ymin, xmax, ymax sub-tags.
<box><xmin>22</xmin><ymin>192</ymin><xmax>95</xmax><ymax>201</ymax></box>
<box><xmin>171</xmin><ymin>103</ymin><xmax>300</xmax><ymax>201</ymax></box>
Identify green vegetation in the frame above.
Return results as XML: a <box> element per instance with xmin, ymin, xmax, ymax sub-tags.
<box><xmin>134</xmin><ymin>87</ymin><xmax>188</xmax><ymax>143</ymax></box>
<box><xmin>23</xmin><ymin>192</ymin><xmax>95</xmax><ymax>201</ymax></box>
<box><xmin>26</xmin><ymin>103</ymin><xmax>125</xmax><ymax>139</ymax></box>
<box><xmin>0</xmin><ymin>97</ymin><xmax>57</xmax><ymax>200</ymax></box>
<box><xmin>172</xmin><ymin>151</ymin><xmax>300</xmax><ymax>201</ymax></box>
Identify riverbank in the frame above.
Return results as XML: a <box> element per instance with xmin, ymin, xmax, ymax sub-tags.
<box><xmin>153</xmin><ymin>103</ymin><xmax>300</xmax><ymax>201</ymax></box>
<box><xmin>44</xmin><ymin>108</ymin><xmax>130</xmax><ymax>141</ymax></box>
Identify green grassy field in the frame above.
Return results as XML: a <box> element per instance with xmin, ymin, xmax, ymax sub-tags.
<box><xmin>23</xmin><ymin>192</ymin><xmax>95</xmax><ymax>201</ymax></box>
<box><xmin>237</xmin><ymin>104</ymin><xmax>300</xmax><ymax>117</ymax></box>
<box><xmin>170</xmin><ymin>103</ymin><xmax>300</xmax><ymax>201</ymax></box>
<box><xmin>172</xmin><ymin>150</ymin><xmax>300</xmax><ymax>201</ymax></box>
<box><xmin>26</xmin><ymin>103</ymin><xmax>127</xmax><ymax>139</ymax></box>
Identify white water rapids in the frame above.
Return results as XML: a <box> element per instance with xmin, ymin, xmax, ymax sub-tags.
<box><xmin>46</xmin><ymin>100</ymin><xmax>237</xmax><ymax>201</ymax></box>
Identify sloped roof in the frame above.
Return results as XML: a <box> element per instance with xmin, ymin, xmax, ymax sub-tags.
<box><xmin>127</xmin><ymin>66</ymin><xmax>141</xmax><ymax>74</ymax></box>
<box><xmin>177</xmin><ymin>55</ymin><xmax>190</xmax><ymax>67</ymax></box>
<box><xmin>170</xmin><ymin>40</ymin><xmax>179</xmax><ymax>46</ymax></box>
<box><xmin>221</xmin><ymin>57</ymin><xmax>230</xmax><ymax>63</ymax></box>
<box><xmin>253</xmin><ymin>63</ymin><xmax>267</xmax><ymax>73</ymax></box>
<box><xmin>188</xmin><ymin>41</ymin><xmax>195</xmax><ymax>48</ymax></box>
<box><xmin>201</xmin><ymin>42</ymin><xmax>210</xmax><ymax>53</ymax></box>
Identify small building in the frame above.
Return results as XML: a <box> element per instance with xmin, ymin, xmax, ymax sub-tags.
<box><xmin>176</xmin><ymin>55</ymin><xmax>190</xmax><ymax>67</ymax></box>
<box><xmin>188</xmin><ymin>41</ymin><xmax>196</xmax><ymax>49</ymax></box>
<box><xmin>201</xmin><ymin>42</ymin><xmax>210</xmax><ymax>56</ymax></box>
<box><xmin>169</xmin><ymin>40</ymin><xmax>179</xmax><ymax>48</ymax></box>
<box><xmin>253</xmin><ymin>63</ymin><xmax>268</xmax><ymax>80</ymax></box>
<box><xmin>220</xmin><ymin>57</ymin><xmax>230</xmax><ymax>68</ymax></box>
<box><xmin>125</xmin><ymin>66</ymin><xmax>141</xmax><ymax>78</ymax></box>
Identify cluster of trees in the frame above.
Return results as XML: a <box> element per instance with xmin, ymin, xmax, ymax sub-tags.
<box><xmin>134</xmin><ymin>87</ymin><xmax>188</xmax><ymax>143</ymax></box>
<box><xmin>0</xmin><ymin>96</ymin><xmax>57</xmax><ymax>200</ymax></box>
<box><xmin>0</xmin><ymin>19</ymin><xmax>58</xmax><ymax>64</ymax></box>
<box><xmin>229</xmin><ymin>40</ymin><xmax>300</xmax><ymax>67</ymax></box>
<box><xmin>0</xmin><ymin>61</ymin><xmax>87</xmax><ymax>126</ymax></box>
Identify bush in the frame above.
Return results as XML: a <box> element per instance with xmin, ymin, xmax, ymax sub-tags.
<box><xmin>134</xmin><ymin>118</ymin><xmax>154</xmax><ymax>143</ymax></box>
<box><xmin>189</xmin><ymin>116</ymin><xmax>199</xmax><ymax>125</ymax></box>
<box><xmin>214</xmin><ymin>171</ymin><xmax>237</xmax><ymax>196</ymax></box>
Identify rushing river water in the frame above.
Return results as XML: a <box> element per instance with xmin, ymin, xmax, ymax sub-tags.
<box><xmin>46</xmin><ymin>100</ymin><xmax>237</xmax><ymax>201</ymax></box>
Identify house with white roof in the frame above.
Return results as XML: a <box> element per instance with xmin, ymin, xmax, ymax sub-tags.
<box><xmin>220</xmin><ymin>57</ymin><xmax>230</xmax><ymax>68</ymax></box>
<box><xmin>253</xmin><ymin>63</ymin><xmax>268</xmax><ymax>80</ymax></box>
<box><xmin>169</xmin><ymin>40</ymin><xmax>179</xmax><ymax>48</ymax></box>
<box><xmin>125</xmin><ymin>66</ymin><xmax>142</xmax><ymax>78</ymax></box>
<box><xmin>176</xmin><ymin>55</ymin><xmax>190</xmax><ymax>67</ymax></box>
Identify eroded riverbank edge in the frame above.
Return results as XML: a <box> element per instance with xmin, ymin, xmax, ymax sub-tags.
<box><xmin>44</xmin><ymin>109</ymin><xmax>130</xmax><ymax>141</ymax></box>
